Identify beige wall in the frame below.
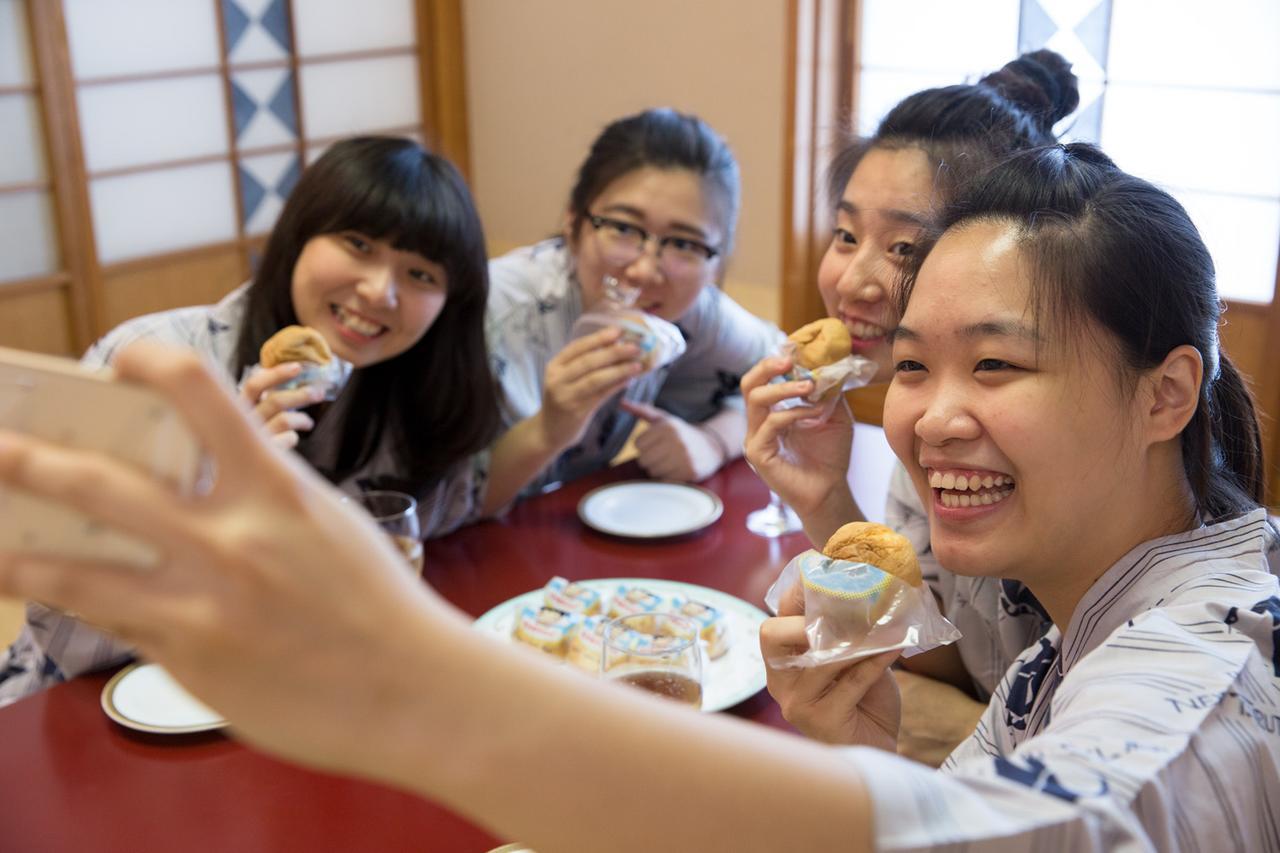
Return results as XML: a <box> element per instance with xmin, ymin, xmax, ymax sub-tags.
<box><xmin>463</xmin><ymin>0</ymin><xmax>786</xmax><ymax>323</ymax></box>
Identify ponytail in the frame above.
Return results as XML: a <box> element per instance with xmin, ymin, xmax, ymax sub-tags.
<box><xmin>1187</xmin><ymin>353</ymin><xmax>1267</xmax><ymax>521</ymax></box>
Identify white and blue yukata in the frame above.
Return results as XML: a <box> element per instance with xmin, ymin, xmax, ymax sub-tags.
<box><xmin>0</xmin><ymin>286</ymin><xmax>490</xmax><ymax>705</ymax></box>
<box><xmin>486</xmin><ymin>239</ymin><xmax>783</xmax><ymax>494</ymax></box>
<box><xmin>849</xmin><ymin>509</ymin><xmax>1280</xmax><ymax>851</ymax></box>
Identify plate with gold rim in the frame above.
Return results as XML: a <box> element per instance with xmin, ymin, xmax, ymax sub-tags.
<box><xmin>101</xmin><ymin>662</ymin><xmax>227</xmax><ymax>734</ymax></box>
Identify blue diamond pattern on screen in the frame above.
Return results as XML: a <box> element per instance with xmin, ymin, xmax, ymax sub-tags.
<box><xmin>1018</xmin><ymin>0</ymin><xmax>1112</xmax><ymax>143</ymax></box>
<box><xmin>223</xmin><ymin>0</ymin><xmax>292</xmax><ymax>63</ymax></box>
<box><xmin>230</xmin><ymin>68</ymin><xmax>296</xmax><ymax>148</ymax></box>
<box><xmin>238</xmin><ymin>153</ymin><xmax>299</xmax><ymax>234</ymax></box>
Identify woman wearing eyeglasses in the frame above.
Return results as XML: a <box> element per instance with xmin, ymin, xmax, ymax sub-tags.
<box><xmin>481</xmin><ymin>108</ymin><xmax>781</xmax><ymax>511</ymax></box>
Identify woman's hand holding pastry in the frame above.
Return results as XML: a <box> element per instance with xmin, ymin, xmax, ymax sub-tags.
<box><xmin>619</xmin><ymin>400</ymin><xmax>723</xmax><ymax>482</ymax></box>
<box><xmin>741</xmin><ymin>356</ymin><xmax>855</xmax><ymax>518</ymax></box>
<box><xmin>537</xmin><ymin>326</ymin><xmax>643</xmax><ymax>451</ymax></box>
<box><xmin>239</xmin><ymin>362</ymin><xmax>324</xmax><ymax>449</ymax></box>
<box><xmin>759</xmin><ymin>582</ymin><xmax>901</xmax><ymax>749</ymax></box>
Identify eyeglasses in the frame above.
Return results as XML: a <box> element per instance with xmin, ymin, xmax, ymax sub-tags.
<box><xmin>586</xmin><ymin>214</ymin><xmax>720</xmax><ymax>278</ymax></box>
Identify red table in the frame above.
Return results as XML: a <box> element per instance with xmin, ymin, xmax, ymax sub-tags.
<box><xmin>0</xmin><ymin>459</ymin><xmax>809</xmax><ymax>852</ymax></box>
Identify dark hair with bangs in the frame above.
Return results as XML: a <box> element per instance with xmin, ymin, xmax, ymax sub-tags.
<box><xmin>233</xmin><ymin>136</ymin><xmax>500</xmax><ymax>495</ymax></box>
<box><xmin>825</xmin><ymin>49</ymin><xmax>1079</xmax><ymax>212</ymax></box>
<box><xmin>896</xmin><ymin>143</ymin><xmax>1266</xmax><ymax>524</ymax></box>
<box><xmin>566</xmin><ymin>108</ymin><xmax>740</xmax><ymax>256</ymax></box>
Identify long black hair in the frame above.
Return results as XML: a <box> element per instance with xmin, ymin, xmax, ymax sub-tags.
<box><xmin>827</xmin><ymin>49</ymin><xmax>1080</xmax><ymax>209</ymax></box>
<box><xmin>232</xmin><ymin>136</ymin><xmax>500</xmax><ymax>494</ymax></box>
<box><xmin>565</xmin><ymin>108</ymin><xmax>740</xmax><ymax>255</ymax></box>
<box><xmin>898</xmin><ymin>143</ymin><xmax>1266</xmax><ymax>524</ymax></box>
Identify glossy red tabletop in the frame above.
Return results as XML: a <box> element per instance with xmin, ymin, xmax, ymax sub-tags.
<box><xmin>0</xmin><ymin>459</ymin><xmax>808</xmax><ymax>853</ymax></box>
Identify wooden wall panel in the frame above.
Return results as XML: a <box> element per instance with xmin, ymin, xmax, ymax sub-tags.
<box><xmin>0</xmin><ymin>287</ymin><xmax>76</xmax><ymax>354</ymax></box>
<box><xmin>99</xmin><ymin>244</ymin><xmax>246</xmax><ymax>332</ymax></box>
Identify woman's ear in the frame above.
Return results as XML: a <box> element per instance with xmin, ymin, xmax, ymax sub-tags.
<box><xmin>1144</xmin><ymin>344</ymin><xmax>1203</xmax><ymax>443</ymax></box>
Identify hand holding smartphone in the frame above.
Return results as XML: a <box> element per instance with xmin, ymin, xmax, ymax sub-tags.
<box><xmin>0</xmin><ymin>346</ymin><xmax>203</xmax><ymax>567</ymax></box>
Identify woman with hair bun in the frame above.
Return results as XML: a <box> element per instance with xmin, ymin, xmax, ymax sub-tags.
<box><xmin>743</xmin><ymin>50</ymin><xmax>1083</xmax><ymax>763</ymax></box>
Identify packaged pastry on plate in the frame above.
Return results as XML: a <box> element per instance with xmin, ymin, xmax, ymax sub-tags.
<box><xmin>764</xmin><ymin>522</ymin><xmax>959</xmax><ymax>668</ymax></box>
<box><xmin>240</xmin><ymin>325</ymin><xmax>351</xmax><ymax>401</ymax></box>
<box><xmin>566</xmin><ymin>615</ymin><xmax>609</xmax><ymax>673</ymax></box>
<box><xmin>513</xmin><ymin>606</ymin><xmax>581</xmax><ymax>658</ymax></box>
<box><xmin>772</xmin><ymin>318</ymin><xmax>877</xmax><ymax>423</ymax></box>
<box><xmin>671</xmin><ymin>596</ymin><xmax>731</xmax><ymax>659</ymax></box>
<box><xmin>607</xmin><ymin>584</ymin><xmax>671</xmax><ymax>620</ymax></box>
<box><xmin>543</xmin><ymin>576</ymin><xmax>603</xmax><ymax>616</ymax></box>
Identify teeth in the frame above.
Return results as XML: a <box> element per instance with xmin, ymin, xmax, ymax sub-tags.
<box><xmin>931</xmin><ymin>469</ymin><xmax>1015</xmax><ymax>509</ymax></box>
<box><xmin>982</xmin><ymin>476</ymin><xmax>994</xmax><ymax>489</ymax></box>
<box><xmin>942</xmin><ymin>473</ymin><xmax>957</xmax><ymax>490</ymax></box>
<box><xmin>334</xmin><ymin>306</ymin><xmax>383</xmax><ymax>337</ymax></box>
<box><xmin>849</xmin><ymin>320</ymin><xmax>888</xmax><ymax>339</ymax></box>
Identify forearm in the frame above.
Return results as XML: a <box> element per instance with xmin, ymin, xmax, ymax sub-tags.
<box><xmin>699</xmin><ymin>405</ymin><xmax>746</xmax><ymax>465</ymax></box>
<box><xmin>382</xmin><ymin>603</ymin><xmax>877</xmax><ymax>853</ymax></box>
<box><xmin>799</xmin><ymin>484</ymin><xmax>865</xmax><ymax>550</ymax></box>
<box><xmin>481</xmin><ymin>414</ymin><xmax>564</xmax><ymax>515</ymax></box>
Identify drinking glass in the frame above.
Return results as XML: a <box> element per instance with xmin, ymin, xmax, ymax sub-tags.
<box><xmin>601</xmin><ymin>613</ymin><xmax>703</xmax><ymax>709</ymax></box>
<box><xmin>746</xmin><ymin>489</ymin><xmax>803</xmax><ymax>537</ymax></box>
<box><xmin>344</xmin><ymin>490</ymin><xmax>423</xmax><ymax>573</ymax></box>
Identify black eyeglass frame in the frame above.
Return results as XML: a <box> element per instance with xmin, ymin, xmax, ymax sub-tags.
<box><xmin>585</xmin><ymin>213</ymin><xmax>721</xmax><ymax>263</ymax></box>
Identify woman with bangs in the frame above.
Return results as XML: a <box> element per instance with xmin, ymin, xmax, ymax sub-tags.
<box><xmin>4</xmin><ymin>143</ymin><xmax>1278</xmax><ymax>851</ymax></box>
<box><xmin>0</xmin><ymin>136</ymin><xmax>500</xmax><ymax>704</ymax></box>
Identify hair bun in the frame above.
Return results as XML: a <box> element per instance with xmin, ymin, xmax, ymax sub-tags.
<box><xmin>980</xmin><ymin>48</ymin><xmax>1080</xmax><ymax>130</ymax></box>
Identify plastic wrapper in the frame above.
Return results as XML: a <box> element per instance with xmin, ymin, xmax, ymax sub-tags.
<box><xmin>239</xmin><ymin>357</ymin><xmax>351</xmax><ymax>402</ymax></box>
<box><xmin>771</xmin><ymin>340</ymin><xmax>878</xmax><ymax>425</ymax></box>
<box><xmin>570</xmin><ymin>275</ymin><xmax>687</xmax><ymax>372</ymax></box>
<box><xmin>763</xmin><ymin>549</ymin><xmax>960</xmax><ymax>669</ymax></box>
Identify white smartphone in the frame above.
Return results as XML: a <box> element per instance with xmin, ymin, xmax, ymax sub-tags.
<box><xmin>0</xmin><ymin>346</ymin><xmax>204</xmax><ymax>568</ymax></box>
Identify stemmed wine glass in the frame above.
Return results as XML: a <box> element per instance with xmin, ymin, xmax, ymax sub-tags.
<box><xmin>746</xmin><ymin>489</ymin><xmax>804</xmax><ymax>537</ymax></box>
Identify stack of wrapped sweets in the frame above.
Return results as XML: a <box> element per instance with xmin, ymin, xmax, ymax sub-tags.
<box><xmin>671</xmin><ymin>597</ymin><xmax>731</xmax><ymax>659</ymax></box>
<box><xmin>513</xmin><ymin>606</ymin><xmax>580</xmax><ymax>658</ymax></box>
<box><xmin>566</xmin><ymin>615</ymin><xmax>609</xmax><ymax>672</ymax></box>
<box><xmin>607</xmin><ymin>584</ymin><xmax>669</xmax><ymax>619</ymax></box>
<box><xmin>543</xmin><ymin>576</ymin><xmax>603</xmax><ymax>616</ymax></box>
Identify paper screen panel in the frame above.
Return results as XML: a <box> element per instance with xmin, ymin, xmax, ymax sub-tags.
<box><xmin>1108</xmin><ymin>0</ymin><xmax>1280</xmax><ymax>90</ymax></box>
<box><xmin>78</xmin><ymin>75</ymin><xmax>228</xmax><ymax>173</ymax></box>
<box><xmin>860</xmin><ymin>0</ymin><xmax>1019</xmax><ymax>73</ymax></box>
<box><xmin>64</xmin><ymin>0</ymin><xmax>220</xmax><ymax>79</ymax></box>
<box><xmin>0</xmin><ymin>94</ymin><xmax>47</xmax><ymax>185</ymax></box>
<box><xmin>299</xmin><ymin>55</ymin><xmax>420</xmax><ymax>139</ymax></box>
<box><xmin>238</xmin><ymin>151</ymin><xmax>299</xmax><ymax>236</ymax></box>
<box><xmin>91</xmin><ymin>162</ymin><xmax>237</xmax><ymax>263</ymax></box>
<box><xmin>1174</xmin><ymin>191</ymin><xmax>1280</xmax><ymax>305</ymax></box>
<box><xmin>0</xmin><ymin>192</ymin><xmax>58</xmax><ymax>283</ymax></box>
<box><xmin>1101</xmin><ymin>85</ymin><xmax>1280</xmax><ymax>199</ymax></box>
<box><xmin>292</xmin><ymin>0</ymin><xmax>415</xmax><ymax>55</ymax></box>
<box><xmin>0</xmin><ymin>0</ymin><xmax>33</xmax><ymax>87</ymax></box>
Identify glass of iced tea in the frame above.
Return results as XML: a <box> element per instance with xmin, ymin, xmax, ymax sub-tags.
<box><xmin>601</xmin><ymin>613</ymin><xmax>703</xmax><ymax>709</ymax></box>
<box><xmin>344</xmin><ymin>490</ymin><xmax>423</xmax><ymax>574</ymax></box>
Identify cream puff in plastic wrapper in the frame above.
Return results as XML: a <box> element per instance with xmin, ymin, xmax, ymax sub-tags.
<box><xmin>241</xmin><ymin>325</ymin><xmax>351</xmax><ymax>402</ymax></box>
<box><xmin>571</xmin><ymin>307</ymin><xmax>686</xmax><ymax>372</ymax></box>
<box><xmin>513</xmin><ymin>606</ymin><xmax>581</xmax><ymax>658</ymax></box>
<box><xmin>671</xmin><ymin>597</ymin><xmax>731</xmax><ymax>659</ymax></box>
<box><xmin>773</xmin><ymin>318</ymin><xmax>877</xmax><ymax>422</ymax></box>
<box><xmin>763</xmin><ymin>522</ymin><xmax>959</xmax><ymax>668</ymax></box>
<box><xmin>543</xmin><ymin>576</ymin><xmax>603</xmax><ymax>616</ymax></box>
<box><xmin>566</xmin><ymin>615</ymin><xmax>609</xmax><ymax>673</ymax></box>
<box><xmin>607</xmin><ymin>584</ymin><xmax>670</xmax><ymax>620</ymax></box>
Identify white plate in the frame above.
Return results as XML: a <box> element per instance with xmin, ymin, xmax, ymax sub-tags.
<box><xmin>474</xmin><ymin>578</ymin><xmax>767</xmax><ymax>712</ymax></box>
<box><xmin>101</xmin><ymin>663</ymin><xmax>227</xmax><ymax>734</ymax></box>
<box><xmin>577</xmin><ymin>481</ymin><xmax>723</xmax><ymax>538</ymax></box>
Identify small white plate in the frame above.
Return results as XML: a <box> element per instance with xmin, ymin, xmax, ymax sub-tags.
<box><xmin>101</xmin><ymin>662</ymin><xmax>227</xmax><ymax>734</ymax></box>
<box><xmin>474</xmin><ymin>578</ymin><xmax>767</xmax><ymax>712</ymax></box>
<box><xmin>577</xmin><ymin>481</ymin><xmax>723</xmax><ymax>538</ymax></box>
